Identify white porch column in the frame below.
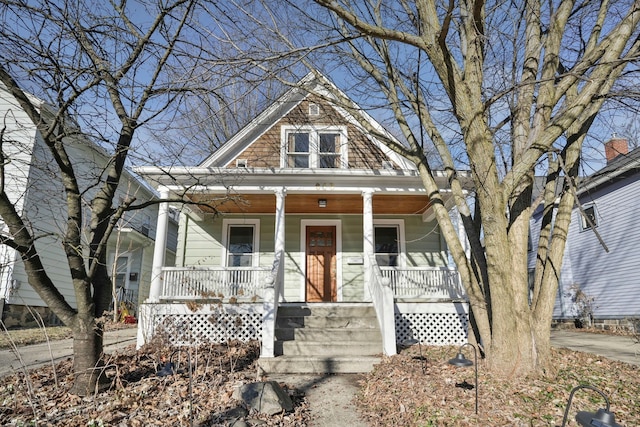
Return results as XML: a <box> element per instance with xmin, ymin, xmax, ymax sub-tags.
<box><xmin>274</xmin><ymin>188</ymin><xmax>286</xmax><ymax>267</ymax></box>
<box><xmin>262</xmin><ymin>188</ymin><xmax>286</xmax><ymax>358</ymax></box>
<box><xmin>148</xmin><ymin>186</ymin><xmax>170</xmax><ymax>302</ymax></box>
<box><xmin>362</xmin><ymin>190</ymin><xmax>374</xmax><ymax>300</ymax></box>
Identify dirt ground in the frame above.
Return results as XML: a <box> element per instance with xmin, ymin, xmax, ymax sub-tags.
<box><xmin>357</xmin><ymin>344</ymin><xmax>640</xmax><ymax>426</ymax></box>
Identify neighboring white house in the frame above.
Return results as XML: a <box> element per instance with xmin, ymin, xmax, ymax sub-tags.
<box><xmin>529</xmin><ymin>138</ymin><xmax>640</xmax><ymax>328</ymax></box>
<box><xmin>0</xmin><ymin>83</ymin><xmax>177</xmax><ymax>327</ymax></box>
<box><xmin>135</xmin><ymin>72</ymin><xmax>471</xmax><ymax>373</ymax></box>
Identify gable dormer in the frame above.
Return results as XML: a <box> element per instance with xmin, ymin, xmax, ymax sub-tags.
<box><xmin>199</xmin><ymin>73</ymin><xmax>414</xmax><ymax>171</ymax></box>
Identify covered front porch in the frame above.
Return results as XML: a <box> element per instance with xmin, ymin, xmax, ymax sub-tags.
<box><xmin>135</xmin><ymin>168</ymin><xmax>470</xmax><ymax>357</ymax></box>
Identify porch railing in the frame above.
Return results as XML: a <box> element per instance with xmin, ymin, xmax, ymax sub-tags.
<box><xmin>381</xmin><ymin>267</ymin><xmax>465</xmax><ymax>299</ymax></box>
<box><xmin>367</xmin><ymin>254</ymin><xmax>397</xmax><ymax>356</ymax></box>
<box><xmin>160</xmin><ymin>266</ymin><xmax>271</xmax><ymax>301</ymax></box>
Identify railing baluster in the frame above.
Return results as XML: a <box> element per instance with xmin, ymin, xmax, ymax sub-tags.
<box><xmin>158</xmin><ymin>266</ymin><xmax>271</xmax><ymax>301</ymax></box>
<box><xmin>380</xmin><ymin>266</ymin><xmax>465</xmax><ymax>299</ymax></box>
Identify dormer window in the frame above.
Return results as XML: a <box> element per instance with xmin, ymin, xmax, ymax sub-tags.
<box><xmin>281</xmin><ymin>125</ymin><xmax>348</xmax><ymax>169</ymax></box>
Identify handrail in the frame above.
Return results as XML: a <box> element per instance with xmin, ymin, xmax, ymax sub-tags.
<box><xmin>261</xmin><ymin>251</ymin><xmax>284</xmax><ymax>358</ymax></box>
<box><xmin>367</xmin><ymin>254</ymin><xmax>397</xmax><ymax>356</ymax></box>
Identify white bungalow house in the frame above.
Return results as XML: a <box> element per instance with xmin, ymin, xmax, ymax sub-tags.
<box><xmin>135</xmin><ymin>73</ymin><xmax>470</xmax><ymax>373</ymax></box>
<box><xmin>0</xmin><ymin>82</ymin><xmax>178</xmax><ymax>327</ymax></box>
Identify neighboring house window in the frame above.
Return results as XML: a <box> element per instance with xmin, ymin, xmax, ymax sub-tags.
<box><xmin>374</xmin><ymin>225</ymin><xmax>400</xmax><ymax>267</ymax></box>
<box><xmin>140</xmin><ymin>213</ymin><xmax>151</xmax><ymax>237</ymax></box>
<box><xmin>309</xmin><ymin>103</ymin><xmax>320</xmax><ymax>116</ymax></box>
<box><xmin>281</xmin><ymin>126</ymin><xmax>348</xmax><ymax>168</ymax></box>
<box><xmin>223</xmin><ymin>219</ymin><xmax>260</xmax><ymax>267</ymax></box>
<box><xmin>581</xmin><ymin>205</ymin><xmax>598</xmax><ymax>230</ymax></box>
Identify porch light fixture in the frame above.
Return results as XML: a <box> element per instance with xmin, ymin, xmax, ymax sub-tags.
<box><xmin>448</xmin><ymin>342</ymin><xmax>478</xmax><ymax>414</ymax></box>
<box><xmin>561</xmin><ymin>384</ymin><xmax>621</xmax><ymax>427</ymax></box>
<box><xmin>318</xmin><ymin>199</ymin><xmax>327</xmax><ymax>208</ymax></box>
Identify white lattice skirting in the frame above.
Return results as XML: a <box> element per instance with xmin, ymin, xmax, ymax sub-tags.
<box><xmin>138</xmin><ymin>303</ymin><xmax>262</xmax><ymax>347</ymax></box>
<box><xmin>137</xmin><ymin>301</ymin><xmax>469</xmax><ymax>349</ymax></box>
<box><xmin>395</xmin><ymin>302</ymin><xmax>469</xmax><ymax>346</ymax></box>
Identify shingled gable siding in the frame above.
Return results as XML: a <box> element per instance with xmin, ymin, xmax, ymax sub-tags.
<box><xmin>225</xmin><ymin>95</ymin><xmax>396</xmax><ymax>170</ymax></box>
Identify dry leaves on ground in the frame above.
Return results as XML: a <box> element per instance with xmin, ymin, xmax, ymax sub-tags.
<box><xmin>356</xmin><ymin>345</ymin><xmax>640</xmax><ymax>426</ymax></box>
<box><xmin>0</xmin><ymin>340</ymin><xmax>310</xmax><ymax>426</ymax></box>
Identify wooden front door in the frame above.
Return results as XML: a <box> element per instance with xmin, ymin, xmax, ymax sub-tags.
<box><xmin>305</xmin><ymin>226</ymin><xmax>337</xmax><ymax>302</ymax></box>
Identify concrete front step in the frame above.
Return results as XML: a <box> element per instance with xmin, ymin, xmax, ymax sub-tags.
<box><xmin>258</xmin><ymin>355</ymin><xmax>381</xmax><ymax>374</ymax></box>
<box><xmin>276</xmin><ymin>327</ymin><xmax>382</xmax><ymax>342</ymax></box>
<box><xmin>265</xmin><ymin>303</ymin><xmax>383</xmax><ymax>374</ymax></box>
<box><xmin>277</xmin><ymin>315</ymin><xmax>379</xmax><ymax>329</ymax></box>
<box><xmin>277</xmin><ymin>304</ymin><xmax>377</xmax><ymax>318</ymax></box>
<box><xmin>280</xmin><ymin>340</ymin><xmax>382</xmax><ymax>356</ymax></box>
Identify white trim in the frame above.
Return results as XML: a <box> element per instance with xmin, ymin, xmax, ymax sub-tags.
<box><xmin>280</xmin><ymin>125</ymin><xmax>348</xmax><ymax>169</ymax></box>
<box><xmin>373</xmin><ymin>219</ymin><xmax>406</xmax><ymax>268</ymax></box>
<box><xmin>580</xmin><ymin>204</ymin><xmax>598</xmax><ymax>231</ymax></box>
<box><xmin>300</xmin><ymin>219</ymin><xmax>343</xmax><ymax>302</ymax></box>
<box><xmin>109</xmin><ymin>253</ymin><xmax>132</xmax><ymax>291</ymax></box>
<box><xmin>221</xmin><ymin>219</ymin><xmax>261</xmax><ymax>267</ymax></box>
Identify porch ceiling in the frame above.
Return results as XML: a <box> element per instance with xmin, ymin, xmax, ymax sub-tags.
<box><xmin>186</xmin><ymin>193</ymin><xmax>432</xmax><ymax>215</ymax></box>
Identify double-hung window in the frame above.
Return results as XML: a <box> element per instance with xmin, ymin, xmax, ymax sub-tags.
<box><xmin>580</xmin><ymin>205</ymin><xmax>598</xmax><ymax>231</ymax></box>
<box><xmin>375</xmin><ymin>226</ymin><xmax>399</xmax><ymax>267</ymax></box>
<box><xmin>282</xmin><ymin>126</ymin><xmax>347</xmax><ymax>169</ymax></box>
<box><xmin>223</xmin><ymin>220</ymin><xmax>260</xmax><ymax>267</ymax></box>
<box><xmin>287</xmin><ymin>132</ymin><xmax>311</xmax><ymax>168</ymax></box>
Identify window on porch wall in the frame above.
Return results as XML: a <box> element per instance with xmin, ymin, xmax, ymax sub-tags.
<box><xmin>374</xmin><ymin>226</ymin><xmax>399</xmax><ymax>267</ymax></box>
<box><xmin>227</xmin><ymin>226</ymin><xmax>254</xmax><ymax>267</ymax></box>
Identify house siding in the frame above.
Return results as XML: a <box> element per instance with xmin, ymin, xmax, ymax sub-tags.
<box><xmin>176</xmin><ymin>214</ymin><xmax>275</xmax><ymax>269</ymax></box>
<box><xmin>567</xmin><ymin>173</ymin><xmax>640</xmax><ymax>318</ymax></box>
<box><xmin>1</xmin><ymin>84</ymin><xmax>169</xmax><ymax>314</ymax></box>
<box><xmin>228</xmin><ymin>95</ymin><xmax>395</xmax><ymax>170</ymax></box>
<box><xmin>176</xmin><ymin>212</ymin><xmax>447</xmax><ymax>303</ymax></box>
<box><xmin>530</xmin><ymin>172</ymin><xmax>640</xmax><ymax>320</ymax></box>
<box><xmin>403</xmin><ymin>216</ymin><xmax>448</xmax><ymax>266</ymax></box>
<box><xmin>9</xmin><ymin>135</ymin><xmax>76</xmax><ymax>307</ymax></box>
<box><xmin>528</xmin><ymin>210</ymin><xmax>576</xmax><ymax>319</ymax></box>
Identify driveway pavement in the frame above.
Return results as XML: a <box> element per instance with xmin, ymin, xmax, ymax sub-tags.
<box><xmin>0</xmin><ymin>327</ymin><xmax>137</xmax><ymax>378</ymax></box>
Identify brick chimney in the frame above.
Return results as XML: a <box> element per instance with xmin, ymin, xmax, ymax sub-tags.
<box><xmin>604</xmin><ymin>137</ymin><xmax>628</xmax><ymax>163</ymax></box>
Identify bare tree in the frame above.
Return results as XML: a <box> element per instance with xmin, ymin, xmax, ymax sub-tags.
<box><xmin>0</xmin><ymin>0</ymin><xmax>243</xmax><ymax>393</ymax></box>
<box><xmin>282</xmin><ymin>0</ymin><xmax>640</xmax><ymax>376</ymax></box>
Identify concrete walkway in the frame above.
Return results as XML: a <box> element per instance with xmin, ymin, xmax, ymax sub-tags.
<box><xmin>0</xmin><ymin>327</ymin><xmax>137</xmax><ymax>378</ymax></box>
<box><xmin>550</xmin><ymin>329</ymin><xmax>640</xmax><ymax>366</ymax></box>
<box><xmin>266</xmin><ymin>373</ymin><xmax>369</xmax><ymax>427</ymax></box>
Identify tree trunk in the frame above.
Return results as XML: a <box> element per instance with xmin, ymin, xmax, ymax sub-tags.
<box><xmin>69</xmin><ymin>317</ymin><xmax>109</xmax><ymax>396</ymax></box>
